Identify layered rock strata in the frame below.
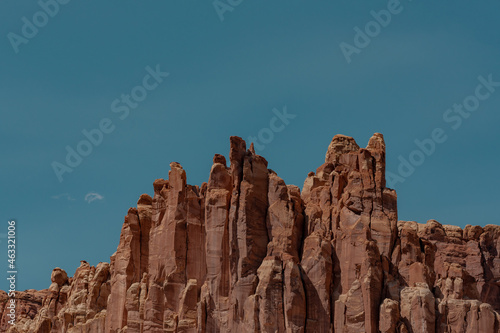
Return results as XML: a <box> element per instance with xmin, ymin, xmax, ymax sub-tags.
<box><xmin>1</xmin><ymin>134</ymin><xmax>499</xmax><ymax>332</ymax></box>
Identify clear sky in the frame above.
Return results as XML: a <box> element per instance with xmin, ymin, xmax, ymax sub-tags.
<box><xmin>1</xmin><ymin>1</ymin><xmax>499</xmax><ymax>291</ymax></box>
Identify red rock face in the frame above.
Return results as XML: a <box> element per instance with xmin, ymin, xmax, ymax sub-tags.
<box><xmin>1</xmin><ymin>261</ymin><xmax>110</xmax><ymax>332</ymax></box>
<box><xmin>2</xmin><ymin>133</ymin><xmax>500</xmax><ymax>332</ymax></box>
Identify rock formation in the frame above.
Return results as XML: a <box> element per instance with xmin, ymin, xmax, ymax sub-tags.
<box><xmin>1</xmin><ymin>133</ymin><xmax>499</xmax><ymax>332</ymax></box>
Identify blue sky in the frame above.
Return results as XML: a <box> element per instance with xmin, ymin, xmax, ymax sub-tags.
<box><xmin>1</xmin><ymin>1</ymin><xmax>499</xmax><ymax>291</ymax></box>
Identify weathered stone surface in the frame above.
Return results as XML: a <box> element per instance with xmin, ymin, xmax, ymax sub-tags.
<box><xmin>400</xmin><ymin>283</ymin><xmax>436</xmax><ymax>333</ymax></box>
<box><xmin>379</xmin><ymin>298</ymin><xmax>399</xmax><ymax>333</ymax></box>
<box><xmin>0</xmin><ymin>262</ymin><xmax>110</xmax><ymax>333</ymax></box>
<box><xmin>50</xmin><ymin>268</ymin><xmax>68</xmax><ymax>287</ymax></box>
<box><xmin>0</xmin><ymin>289</ymin><xmax>50</xmax><ymax>332</ymax></box>
<box><xmin>2</xmin><ymin>134</ymin><xmax>499</xmax><ymax>332</ymax></box>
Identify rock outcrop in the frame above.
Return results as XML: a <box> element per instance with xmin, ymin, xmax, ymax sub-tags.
<box><xmin>1</xmin><ymin>261</ymin><xmax>110</xmax><ymax>332</ymax></box>
<box><xmin>1</xmin><ymin>134</ymin><xmax>499</xmax><ymax>332</ymax></box>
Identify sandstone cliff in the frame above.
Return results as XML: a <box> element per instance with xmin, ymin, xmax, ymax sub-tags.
<box><xmin>1</xmin><ymin>134</ymin><xmax>499</xmax><ymax>332</ymax></box>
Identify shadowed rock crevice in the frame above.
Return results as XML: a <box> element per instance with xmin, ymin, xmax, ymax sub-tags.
<box><xmin>2</xmin><ymin>133</ymin><xmax>499</xmax><ymax>333</ymax></box>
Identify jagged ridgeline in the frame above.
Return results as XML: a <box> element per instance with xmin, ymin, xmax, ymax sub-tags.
<box><xmin>2</xmin><ymin>134</ymin><xmax>499</xmax><ymax>333</ymax></box>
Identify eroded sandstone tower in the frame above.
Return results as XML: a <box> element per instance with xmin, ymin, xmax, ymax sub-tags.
<box><xmin>1</xmin><ymin>134</ymin><xmax>499</xmax><ymax>332</ymax></box>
